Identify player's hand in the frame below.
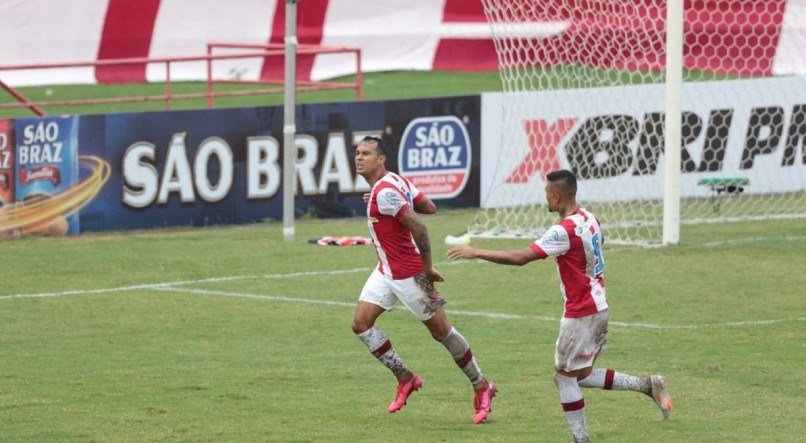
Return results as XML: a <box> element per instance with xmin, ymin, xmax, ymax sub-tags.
<box><xmin>362</xmin><ymin>192</ymin><xmax>371</xmax><ymax>203</ymax></box>
<box><xmin>424</xmin><ymin>267</ymin><xmax>444</xmax><ymax>283</ymax></box>
<box><xmin>447</xmin><ymin>245</ymin><xmax>477</xmax><ymax>260</ymax></box>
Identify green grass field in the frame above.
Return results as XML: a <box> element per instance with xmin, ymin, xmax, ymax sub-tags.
<box><xmin>2</xmin><ymin>210</ymin><xmax>805</xmax><ymax>441</ymax></box>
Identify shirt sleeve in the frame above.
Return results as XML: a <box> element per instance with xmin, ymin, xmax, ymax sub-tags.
<box><xmin>531</xmin><ymin>224</ymin><xmax>570</xmax><ymax>257</ymax></box>
<box><xmin>407</xmin><ymin>178</ymin><xmax>424</xmax><ymax>205</ymax></box>
<box><xmin>376</xmin><ymin>188</ymin><xmax>410</xmax><ymax>218</ymax></box>
<box><xmin>594</xmin><ymin>216</ymin><xmax>605</xmax><ymax>244</ymax></box>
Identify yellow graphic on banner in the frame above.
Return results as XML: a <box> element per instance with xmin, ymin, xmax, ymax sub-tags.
<box><xmin>0</xmin><ymin>156</ymin><xmax>110</xmax><ymax>235</ymax></box>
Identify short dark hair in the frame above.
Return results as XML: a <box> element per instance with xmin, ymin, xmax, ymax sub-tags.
<box><xmin>359</xmin><ymin>136</ymin><xmax>386</xmax><ymax>155</ymax></box>
<box><xmin>546</xmin><ymin>169</ymin><xmax>577</xmax><ymax>197</ymax></box>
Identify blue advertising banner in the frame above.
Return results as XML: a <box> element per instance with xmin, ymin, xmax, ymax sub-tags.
<box><xmin>72</xmin><ymin>95</ymin><xmax>480</xmax><ymax>232</ymax></box>
<box><xmin>15</xmin><ymin>116</ymin><xmax>80</xmax><ymax>235</ymax></box>
<box><xmin>0</xmin><ymin>119</ymin><xmax>14</xmax><ymax>209</ymax></box>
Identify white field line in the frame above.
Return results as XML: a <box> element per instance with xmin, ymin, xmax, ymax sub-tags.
<box><xmin>0</xmin><ymin>261</ymin><xmax>468</xmax><ymax>300</ymax></box>
<box><xmin>699</xmin><ymin>235</ymin><xmax>806</xmax><ymax>247</ymax></box>
<box><xmin>2</xmin><ymin>235</ymin><xmax>803</xmax><ymax>329</ymax></box>
<box><xmin>149</xmin><ymin>286</ymin><xmax>806</xmax><ymax>330</ymax></box>
<box><xmin>0</xmin><ymin>234</ymin><xmax>791</xmax><ymax>300</ymax></box>
<box><xmin>152</xmin><ymin>287</ymin><xmax>357</xmax><ymax>307</ymax></box>
<box><xmin>0</xmin><ymin>278</ymin><xmax>246</xmax><ymax>300</ymax></box>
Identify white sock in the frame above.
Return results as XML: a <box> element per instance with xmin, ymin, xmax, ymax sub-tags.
<box><xmin>441</xmin><ymin>327</ymin><xmax>485</xmax><ymax>389</ymax></box>
<box><xmin>579</xmin><ymin>368</ymin><xmax>650</xmax><ymax>394</ymax></box>
<box><xmin>356</xmin><ymin>326</ymin><xmax>410</xmax><ymax>381</ymax></box>
<box><xmin>578</xmin><ymin>368</ymin><xmax>607</xmax><ymax>388</ymax></box>
<box><xmin>555</xmin><ymin>373</ymin><xmax>589</xmax><ymax>441</ymax></box>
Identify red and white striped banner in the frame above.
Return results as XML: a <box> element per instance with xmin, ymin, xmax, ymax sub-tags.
<box><xmin>0</xmin><ymin>0</ymin><xmax>803</xmax><ymax>86</ymax></box>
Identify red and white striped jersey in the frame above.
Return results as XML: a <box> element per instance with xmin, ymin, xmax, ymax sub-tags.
<box><xmin>530</xmin><ymin>208</ymin><xmax>609</xmax><ymax>318</ymax></box>
<box><xmin>366</xmin><ymin>171</ymin><xmax>425</xmax><ymax>279</ymax></box>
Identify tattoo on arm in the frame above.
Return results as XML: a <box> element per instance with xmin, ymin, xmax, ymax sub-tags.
<box><xmin>399</xmin><ymin>212</ymin><xmax>432</xmax><ymax>268</ymax></box>
<box><xmin>411</xmin><ymin>226</ymin><xmax>431</xmax><ymax>261</ymax></box>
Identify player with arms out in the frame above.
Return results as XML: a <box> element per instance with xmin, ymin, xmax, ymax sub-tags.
<box><xmin>448</xmin><ymin>169</ymin><xmax>672</xmax><ymax>441</ymax></box>
<box><xmin>351</xmin><ymin>136</ymin><xmax>497</xmax><ymax>424</ymax></box>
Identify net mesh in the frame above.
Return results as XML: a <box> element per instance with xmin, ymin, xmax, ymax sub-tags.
<box><xmin>474</xmin><ymin>0</ymin><xmax>806</xmax><ymax>245</ymax></box>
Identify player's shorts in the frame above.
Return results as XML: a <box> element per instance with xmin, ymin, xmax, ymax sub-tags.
<box><xmin>358</xmin><ymin>268</ymin><xmax>446</xmax><ymax>321</ymax></box>
<box><xmin>555</xmin><ymin>309</ymin><xmax>610</xmax><ymax>372</ymax></box>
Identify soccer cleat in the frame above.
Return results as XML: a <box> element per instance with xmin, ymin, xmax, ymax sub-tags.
<box><xmin>650</xmin><ymin>375</ymin><xmax>673</xmax><ymax>419</ymax></box>
<box><xmin>472</xmin><ymin>380</ymin><xmax>498</xmax><ymax>424</ymax></box>
<box><xmin>388</xmin><ymin>374</ymin><xmax>423</xmax><ymax>413</ymax></box>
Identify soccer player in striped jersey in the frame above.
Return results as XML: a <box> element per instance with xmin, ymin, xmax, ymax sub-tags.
<box><xmin>448</xmin><ymin>169</ymin><xmax>672</xmax><ymax>442</ymax></box>
<box><xmin>350</xmin><ymin>136</ymin><xmax>497</xmax><ymax>424</ymax></box>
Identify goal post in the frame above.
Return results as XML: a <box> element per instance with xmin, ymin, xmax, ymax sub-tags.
<box><xmin>283</xmin><ymin>0</ymin><xmax>298</xmax><ymax>242</ymax></box>
<box><xmin>663</xmin><ymin>0</ymin><xmax>683</xmax><ymax>245</ymax></box>
<box><xmin>475</xmin><ymin>0</ymin><xmax>806</xmax><ymax>246</ymax></box>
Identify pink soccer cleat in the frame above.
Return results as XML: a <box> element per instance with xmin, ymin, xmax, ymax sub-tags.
<box><xmin>472</xmin><ymin>380</ymin><xmax>498</xmax><ymax>424</ymax></box>
<box><xmin>388</xmin><ymin>374</ymin><xmax>423</xmax><ymax>413</ymax></box>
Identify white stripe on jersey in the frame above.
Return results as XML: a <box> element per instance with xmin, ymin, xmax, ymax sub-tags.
<box><xmin>366</xmin><ymin>191</ymin><xmax>392</xmax><ymax>276</ymax></box>
<box><xmin>382</xmin><ymin>174</ymin><xmax>420</xmax><ymax>253</ymax></box>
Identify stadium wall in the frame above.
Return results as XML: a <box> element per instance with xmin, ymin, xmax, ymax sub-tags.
<box><xmin>1</xmin><ymin>0</ymin><xmax>804</xmax><ymax>87</ymax></box>
<box><xmin>0</xmin><ymin>96</ymin><xmax>480</xmax><ymax>234</ymax></box>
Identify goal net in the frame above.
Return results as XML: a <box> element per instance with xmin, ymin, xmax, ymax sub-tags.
<box><xmin>473</xmin><ymin>0</ymin><xmax>806</xmax><ymax>245</ymax></box>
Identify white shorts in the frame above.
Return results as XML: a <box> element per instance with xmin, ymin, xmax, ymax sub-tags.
<box><xmin>555</xmin><ymin>309</ymin><xmax>609</xmax><ymax>372</ymax></box>
<box><xmin>358</xmin><ymin>268</ymin><xmax>446</xmax><ymax>321</ymax></box>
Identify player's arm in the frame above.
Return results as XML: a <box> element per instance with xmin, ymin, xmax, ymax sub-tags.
<box><xmin>451</xmin><ymin>225</ymin><xmax>569</xmax><ymax>265</ymax></box>
<box><xmin>413</xmin><ymin>194</ymin><xmax>436</xmax><ymax>214</ymax></box>
<box><xmin>363</xmin><ymin>192</ymin><xmax>436</xmax><ymax>214</ymax></box>
<box><xmin>397</xmin><ymin>208</ymin><xmax>443</xmax><ymax>282</ymax></box>
<box><xmin>447</xmin><ymin>245</ymin><xmax>541</xmax><ymax>266</ymax></box>
<box><xmin>406</xmin><ymin>177</ymin><xmax>435</xmax><ymax>214</ymax></box>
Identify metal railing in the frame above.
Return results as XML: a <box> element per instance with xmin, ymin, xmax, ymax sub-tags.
<box><xmin>0</xmin><ymin>43</ymin><xmax>362</xmax><ymax>116</ymax></box>
<box><xmin>206</xmin><ymin>42</ymin><xmax>362</xmax><ymax>107</ymax></box>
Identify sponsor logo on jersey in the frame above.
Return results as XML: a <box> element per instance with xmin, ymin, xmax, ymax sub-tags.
<box><xmin>398</xmin><ymin>116</ymin><xmax>471</xmax><ymax>199</ymax></box>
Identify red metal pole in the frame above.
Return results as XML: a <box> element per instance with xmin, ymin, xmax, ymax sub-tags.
<box><xmin>165</xmin><ymin>61</ymin><xmax>171</xmax><ymax>110</ymax></box>
<box><xmin>0</xmin><ymin>79</ymin><xmax>46</xmax><ymax>116</ymax></box>
<box><xmin>355</xmin><ymin>49</ymin><xmax>363</xmax><ymax>101</ymax></box>
<box><xmin>206</xmin><ymin>54</ymin><xmax>214</xmax><ymax>108</ymax></box>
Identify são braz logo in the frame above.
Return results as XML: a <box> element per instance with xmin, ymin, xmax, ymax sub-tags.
<box><xmin>398</xmin><ymin>116</ymin><xmax>471</xmax><ymax>199</ymax></box>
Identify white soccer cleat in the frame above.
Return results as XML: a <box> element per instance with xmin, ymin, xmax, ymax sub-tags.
<box><xmin>650</xmin><ymin>375</ymin><xmax>673</xmax><ymax>419</ymax></box>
